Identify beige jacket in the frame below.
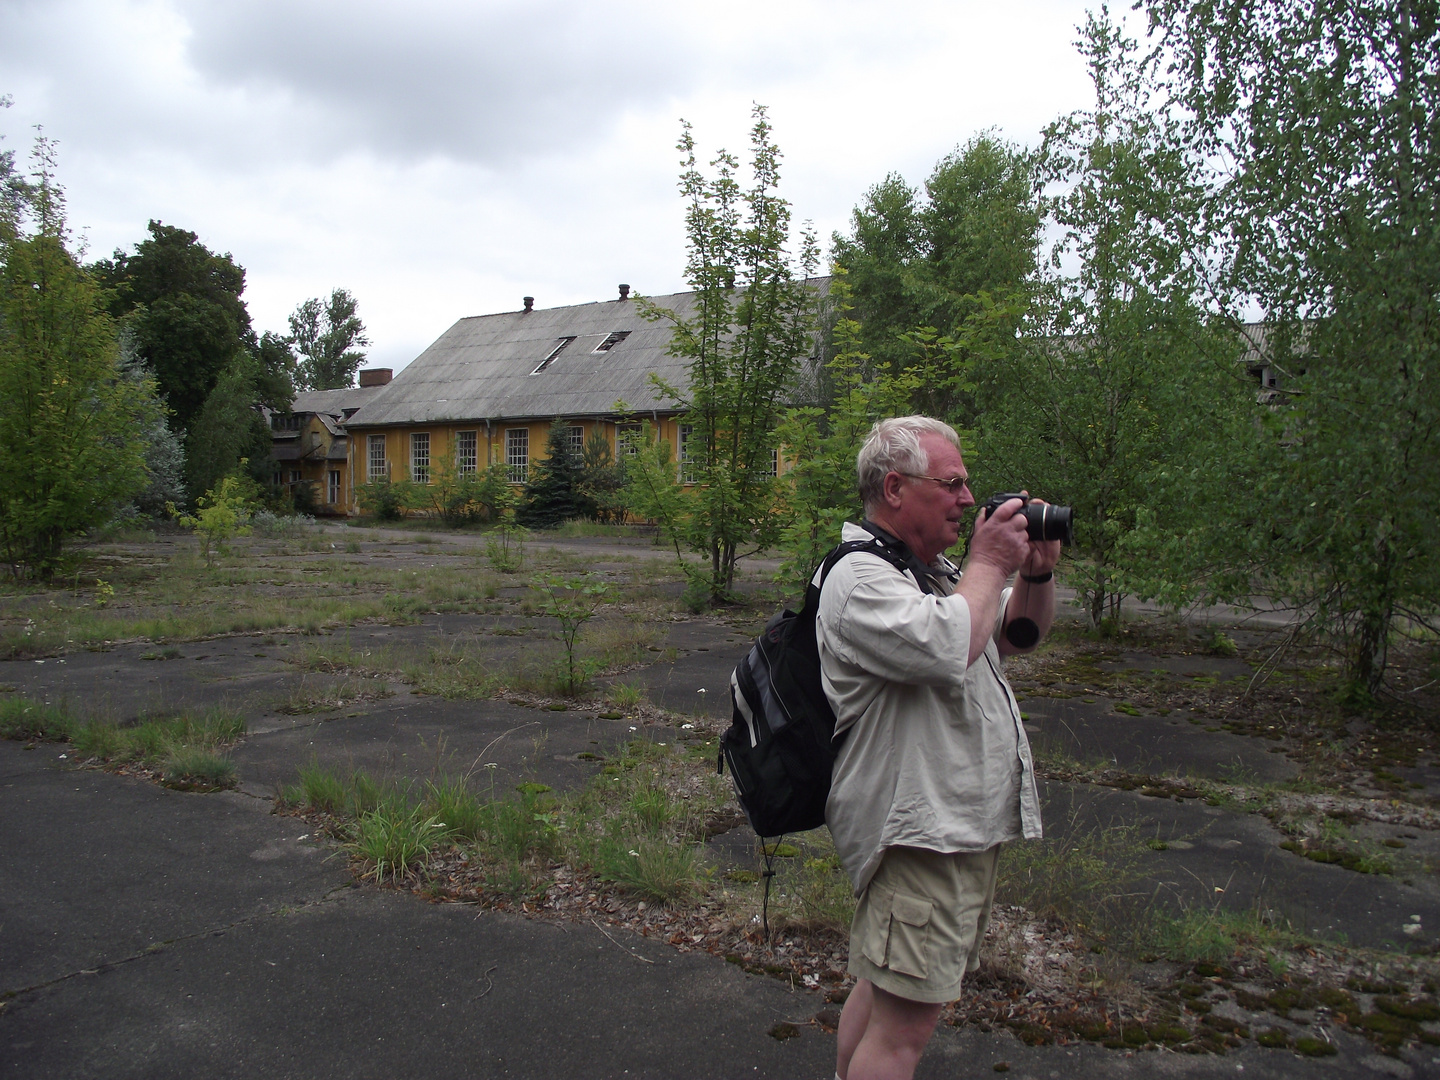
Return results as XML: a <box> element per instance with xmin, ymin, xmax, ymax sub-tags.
<box><xmin>817</xmin><ymin>522</ymin><xmax>1043</xmax><ymax>895</ymax></box>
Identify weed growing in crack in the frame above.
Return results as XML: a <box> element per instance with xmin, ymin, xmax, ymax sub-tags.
<box><xmin>0</xmin><ymin>697</ymin><xmax>75</xmax><ymax>740</ymax></box>
<box><xmin>162</xmin><ymin>747</ymin><xmax>238</xmax><ymax>791</ymax></box>
<box><xmin>351</xmin><ymin>800</ymin><xmax>444</xmax><ymax>885</ymax></box>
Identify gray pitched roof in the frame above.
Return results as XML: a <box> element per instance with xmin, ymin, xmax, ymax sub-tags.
<box><xmin>291</xmin><ymin>385</ymin><xmax>388</xmax><ymax>417</ymax></box>
<box><xmin>345</xmin><ymin>290</ymin><xmax>704</xmax><ymax>428</ymax></box>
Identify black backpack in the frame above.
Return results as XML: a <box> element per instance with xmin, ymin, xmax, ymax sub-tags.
<box><xmin>719</xmin><ymin>536</ymin><xmax>913</xmax><ymax>839</ymax></box>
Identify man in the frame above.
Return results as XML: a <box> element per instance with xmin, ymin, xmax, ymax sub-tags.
<box><xmin>817</xmin><ymin>416</ymin><xmax>1060</xmax><ymax>1080</ymax></box>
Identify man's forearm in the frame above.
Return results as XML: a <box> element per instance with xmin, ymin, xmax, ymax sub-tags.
<box><xmin>999</xmin><ymin>575</ymin><xmax>1055</xmax><ymax>656</ymax></box>
<box><xmin>954</xmin><ymin>561</ymin><xmax>1011</xmax><ymax>666</ymax></box>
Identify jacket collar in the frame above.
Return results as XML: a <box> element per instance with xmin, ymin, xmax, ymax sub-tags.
<box><xmin>857</xmin><ymin>520</ymin><xmax>960</xmax><ymax>595</ymax></box>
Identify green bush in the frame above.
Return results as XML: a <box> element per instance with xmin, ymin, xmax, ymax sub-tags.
<box><xmin>354</xmin><ymin>478</ymin><xmax>415</xmax><ymax>521</ymax></box>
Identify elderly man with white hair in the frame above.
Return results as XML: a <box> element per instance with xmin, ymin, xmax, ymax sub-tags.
<box><xmin>818</xmin><ymin>416</ymin><xmax>1061</xmax><ymax>1080</ymax></box>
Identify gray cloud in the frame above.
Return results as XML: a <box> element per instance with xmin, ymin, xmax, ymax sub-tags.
<box><xmin>178</xmin><ymin>0</ymin><xmax>710</xmax><ymax>164</ymax></box>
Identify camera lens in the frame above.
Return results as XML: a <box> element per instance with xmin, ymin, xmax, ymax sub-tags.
<box><xmin>1022</xmin><ymin>503</ymin><xmax>1074</xmax><ymax>546</ymax></box>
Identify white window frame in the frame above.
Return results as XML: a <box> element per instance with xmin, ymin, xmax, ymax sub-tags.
<box><xmin>592</xmin><ymin>331</ymin><xmax>631</xmax><ymax>354</ymax></box>
<box><xmin>564</xmin><ymin>424</ymin><xmax>584</xmax><ymax>458</ymax></box>
<box><xmin>367</xmin><ymin>434</ymin><xmax>387</xmax><ymax>481</ymax></box>
<box><xmin>616</xmin><ymin>423</ymin><xmax>642</xmax><ymax>457</ymax></box>
<box><xmin>530</xmin><ymin>336</ymin><xmax>576</xmax><ymax>375</ymax></box>
<box><xmin>456</xmin><ymin>430</ymin><xmax>478</xmax><ymax>474</ymax></box>
<box><xmin>678</xmin><ymin>425</ymin><xmax>700</xmax><ymax>484</ymax></box>
<box><xmin>328</xmin><ymin>470</ymin><xmax>341</xmax><ymax>504</ymax></box>
<box><xmin>411</xmin><ymin>432</ymin><xmax>430</xmax><ymax>484</ymax></box>
<box><xmin>506</xmin><ymin>428</ymin><xmax>529</xmax><ymax>483</ymax></box>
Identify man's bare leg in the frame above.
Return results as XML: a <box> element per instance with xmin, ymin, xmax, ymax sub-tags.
<box><xmin>835</xmin><ymin>978</ymin><xmax>874</xmax><ymax>1079</ymax></box>
<box><xmin>842</xmin><ymin>982</ymin><xmax>943</xmax><ymax>1080</ymax></box>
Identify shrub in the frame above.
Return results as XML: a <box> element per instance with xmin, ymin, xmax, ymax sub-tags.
<box><xmin>250</xmin><ymin>510</ymin><xmax>316</xmax><ymax>538</ymax></box>
<box><xmin>355</xmin><ymin>478</ymin><xmax>414</xmax><ymax>521</ymax></box>
<box><xmin>170</xmin><ymin>472</ymin><xmax>261</xmax><ymax>565</ymax></box>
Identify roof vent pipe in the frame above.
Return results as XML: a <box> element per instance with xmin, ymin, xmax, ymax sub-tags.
<box><xmin>618</xmin><ymin>284</ymin><xmax>631</xmax><ymax>301</ymax></box>
<box><xmin>523</xmin><ymin>296</ymin><xmax>534</xmax><ymax>312</ymax></box>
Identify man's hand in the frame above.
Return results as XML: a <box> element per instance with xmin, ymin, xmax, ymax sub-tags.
<box><xmin>1018</xmin><ymin>498</ymin><xmax>1062</xmax><ymax>578</ymax></box>
<box><xmin>967</xmin><ymin>495</ymin><xmax>1032</xmax><ymax>579</ymax></box>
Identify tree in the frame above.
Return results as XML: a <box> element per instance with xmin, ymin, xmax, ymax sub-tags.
<box><xmin>1150</xmin><ymin>0</ymin><xmax>1440</xmax><ymax>695</ymax></box>
<box><xmin>288</xmin><ymin>288</ymin><xmax>369</xmax><ymax>390</ymax></box>
<box><xmin>94</xmin><ymin>221</ymin><xmax>253</xmax><ymax>438</ymax></box>
<box><xmin>0</xmin><ymin>137</ymin><xmax>153</xmax><ymax>578</ymax></box>
<box><xmin>518</xmin><ymin>422</ymin><xmax>592</xmax><ymax>529</ymax></box>
<box><xmin>640</xmin><ymin>105</ymin><xmax>820</xmax><ymax>603</ymax></box>
<box><xmin>578</xmin><ymin>428</ymin><xmax>626</xmax><ymax>524</ymax></box>
<box><xmin>975</xmin><ymin>12</ymin><xmax>1258</xmax><ymax>626</ymax></box>
<box><xmin>183</xmin><ymin>350</ymin><xmax>274</xmax><ymax>502</ymax></box>
<box><xmin>0</xmin><ymin>95</ymin><xmax>31</xmax><ymax>246</ymax></box>
<box><xmin>832</xmin><ymin>134</ymin><xmax>1040</xmax><ymax>425</ymax></box>
<box><xmin>773</xmin><ymin>272</ymin><xmax>921</xmax><ymax>593</ymax></box>
<box><xmin>119</xmin><ymin>333</ymin><xmax>186</xmax><ymax>518</ymax></box>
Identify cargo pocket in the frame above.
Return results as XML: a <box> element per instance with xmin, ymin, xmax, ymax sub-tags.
<box><xmin>885</xmin><ymin>890</ymin><xmax>933</xmax><ymax>978</ymax></box>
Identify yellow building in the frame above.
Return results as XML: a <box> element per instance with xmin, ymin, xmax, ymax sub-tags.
<box><xmin>340</xmin><ymin>286</ymin><xmax>712</xmax><ymax>513</ymax></box>
<box><xmin>268</xmin><ymin>375</ymin><xmax>391</xmax><ymax>515</ymax></box>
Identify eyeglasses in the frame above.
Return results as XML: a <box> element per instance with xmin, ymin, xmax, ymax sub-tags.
<box><xmin>902</xmin><ymin>473</ymin><xmax>970</xmax><ymax>495</ymax></box>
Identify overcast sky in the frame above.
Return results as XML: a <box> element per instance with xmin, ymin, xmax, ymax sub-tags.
<box><xmin>2</xmin><ymin>0</ymin><xmax>1100</xmax><ymax>372</ymax></box>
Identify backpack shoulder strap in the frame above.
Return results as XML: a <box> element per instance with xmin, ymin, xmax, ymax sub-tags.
<box><xmin>808</xmin><ymin>539</ymin><xmax>913</xmax><ymax>610</ymax></box>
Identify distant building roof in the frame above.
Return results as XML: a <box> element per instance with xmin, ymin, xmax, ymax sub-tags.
<box><xmin>291</xmin><ymin>385</ymin><xmax>389</xmax><ymax>417</ymax></box>
<box><xmin>345</xmin><ymin>280</ymin><xmax>829</xmax><ymax>428</ymax></box>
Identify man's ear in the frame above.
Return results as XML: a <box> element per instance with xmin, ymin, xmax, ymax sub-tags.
<box><xmin>882</xmin><ymin>471</ymin><xmax>906</xmax><ymax>509</ymax></box>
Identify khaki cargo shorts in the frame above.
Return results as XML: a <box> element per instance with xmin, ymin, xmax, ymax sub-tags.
<box><xmin>847</xmin><ymin>844</ymin><xmax>1001</xmax><ymax>1004</ymax></box>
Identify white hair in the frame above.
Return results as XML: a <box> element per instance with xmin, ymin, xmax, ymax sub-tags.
<box><xmin>856</xmin><ymin>416</ymin><xmax>962</xmax><ymax>512</ymax></box>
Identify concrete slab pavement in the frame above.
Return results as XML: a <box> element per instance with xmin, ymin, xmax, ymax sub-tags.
<box><xmin>1</xmin><ymin>737</ymin><xmax>1418</xmax><ymax>1079</ymax></box>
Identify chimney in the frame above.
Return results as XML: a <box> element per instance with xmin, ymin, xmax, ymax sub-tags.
<box><xmin>359</xmin><ymin>368</ymin><xmax>393</xmax><ymax>387</ymax></box>
<box><xmin>523</xmin><ymin>296</ymin><xmax>534</xmax><ymax>312</ymax></box>
<box><xmin>618</xmin><ymin>284</ymin><xmax>631</xmax><ymax>301</ymax></box>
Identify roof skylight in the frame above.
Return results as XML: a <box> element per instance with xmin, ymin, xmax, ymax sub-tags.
<box><xmin>592</xmin><ymin>331</ymin><xmax>631</xmax><ymax>354</ymax></box>
<box><xmin>531</xmin><ymin>336</ymin><xmax>577</xmax><ymax>375</ymax></box>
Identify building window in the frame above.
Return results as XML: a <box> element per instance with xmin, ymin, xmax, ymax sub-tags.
<box><xmin>328</xmin><ymin>470</ymin><xmax>341</xmax><ymax>504</ymax></box>
<box><xmin>616</xmin><ymin>423</ymin><xmax>642</xmax><ymax>457</ymax></box>
<box><xmin>506</xmin><ymin>428</ymin><xmax>529</xmax><ymax>483</ymax></box>
<box><xmin>678</xmin><ymin>425</ymin><xmax>701</xmax><ymax>484</ymax></box>
<box><xmin>368</xmin><ymin>434</ymin><xmax>387</xmax><ymax>481</ymax></box>
<box><xmin>456</xmin><ymin>430</ymin><xmax>478</xmax><ymax>474</ymax></box>
<box><xmin>411</xmin><ymin>432</ymin><xmax>430</xmax><ymax>484</ymax></box>
<box><xmin>592</xmin><ymin>331</ymin><xmax>631</xmax><ymax>354</ymax></box>
<box><xmin>761</xmin><ymin>447</ymin><xmax>778</xmax><ymax>477</ymax></box>
<box><xmin>564</xmin><ymin>424</ymin><xmax>584</xmax><ymax>458</ymax></box>
<box><xmin>530</xmin><ymin>336</ymin><xmax>576</xmax><ymax>375</ymax></box>
<box><xmin>271</xmin><ymin>413</ymin><xmax>302</xmax><ymax>432</ymax></box>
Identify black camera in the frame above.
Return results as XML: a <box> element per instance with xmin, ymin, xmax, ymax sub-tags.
<box><xmin>981</xmin><ymin>492</ymin><xmax>1074</xmax><ymax>547</ymax></box>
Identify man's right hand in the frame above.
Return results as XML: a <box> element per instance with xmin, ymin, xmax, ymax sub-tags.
<box><xmin>967</xmin><ymin>495</ymin><xmax>1032</xmax><ymax>579</ymax></box>
<box><xmin>954</xmin><ymin>496</ymin><xmax>1032</xmax><ymax>666</ymax></box>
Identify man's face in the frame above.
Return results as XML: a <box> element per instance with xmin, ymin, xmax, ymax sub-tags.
<box><xmin>890</xmin><ymin>433</ymin><xmax>975</xmax><ymax>562</ymax></box>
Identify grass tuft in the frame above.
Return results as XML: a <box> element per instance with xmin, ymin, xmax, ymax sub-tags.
<box><xmin>162</xmin><ymin>747</ymin><xmax>238</xmax><ymax>791</ymax></box>
<box><xmin>350</xmin><ymin>801</ymin><xmax>443</xmax><ymax>884</ymax></box>
<box><xmin>0</xmin><ymin>697</ymin><xmax>75</xmax><ymax>741</ymax></box>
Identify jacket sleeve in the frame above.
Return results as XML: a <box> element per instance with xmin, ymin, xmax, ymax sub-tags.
<box><xmin>821</xmin><ymin>554</ymin><xmax>975</xmax><ymax>688</ymax></box>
